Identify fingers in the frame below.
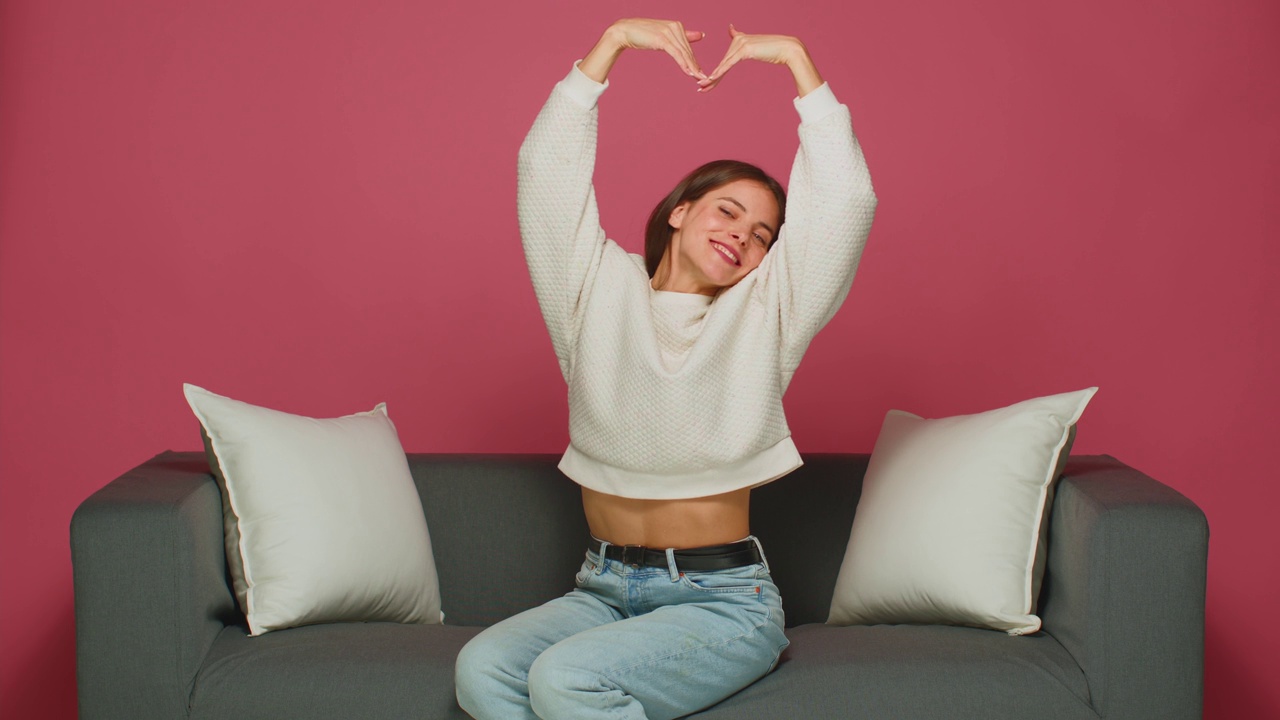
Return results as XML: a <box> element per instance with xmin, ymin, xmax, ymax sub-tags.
<box><xmin>669</xmin><ymin>23</ymin><xmax>707</xmax><ymax>79</ymax></box>
<box><xmin>697</xmin><ymin>24</ymin><xmax>800</xmax><ymax>92</ymax></box>
<box><xmin>660</xmin><ymin>43</ymin><xmax>695</xmax><ymax>78</ymax></box>
<box><xmin>661</xmin><ymin>42</ymin><xmax>704</xmax><ymax>80</ymax></box>
<box><xmin>698</xmin><ymin>58</ymin><xmax>731</xmax><ymax>91</ymax></box>
<box><xmin>699</xmin><ymin>27</ymin><xmax>746</xmax><ymax>91</ymax></box>
<box><xmin>612</xmin><ymin>19</ymin><xmax>707</xmax><ymax>79</ymax></box>
<box><xmin>648</xmin><ymin>21</ymin><xmax>705</xmax><ymax>79</ymax></box>
<box><xmin>707</xmin><ymin>45</ymin><xmax>744</xmax><ymax>81</ymax></box>
<box><xmin>697</xmin><ymin>48</ymin><xmax>743</xmax><ymax>92</ymax></box>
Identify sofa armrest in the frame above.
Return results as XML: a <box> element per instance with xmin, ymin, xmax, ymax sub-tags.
<box><xmin>1040</xmin><ymin>455</ymin><xmax>1209</xmax><ymax>720</ymax></box>
<box><xmin>71</xmin><ymin>451</ymin><xmax>238</xmax><ymax>720</ymax></box>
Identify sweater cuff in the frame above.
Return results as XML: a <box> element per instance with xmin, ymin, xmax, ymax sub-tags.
<box><xmin>793</xmin><ymin>82</ymin><xmax>841</xmax><ymax>125</ymax></box>
<box><xmin>559</xmin><ymin>60</ymin><xmax>609</xmax><ymax>109</ymax></box>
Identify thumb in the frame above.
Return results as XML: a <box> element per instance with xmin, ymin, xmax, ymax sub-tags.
<box><xmin>729</xmin><ymin>23</ymin><xmax>742</xmax><ymax>37</ymax></box>
<box><xmin>686</xmin><ymin>29</ymin><xmax>706</xmax><ymax>42</ymax></box>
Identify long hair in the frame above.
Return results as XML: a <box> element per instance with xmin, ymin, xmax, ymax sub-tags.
<box><xmin>644</xmin><ymin>160</ymin><xmax>786</xmax><ymax>278</ymax></box>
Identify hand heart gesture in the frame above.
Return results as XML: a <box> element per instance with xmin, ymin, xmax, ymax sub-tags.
<box><xmin>580</xmin><ymin>19</ymin><xmax>823</xmax><ymax>97</ymax></box>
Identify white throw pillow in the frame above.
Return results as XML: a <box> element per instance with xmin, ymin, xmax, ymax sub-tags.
<box><xmin>183</xmin><ymin>383</ymin><xmax>443</xmax><ymax>636</ymax></box>
<box><xmin>827</xmin><ymin>387</ymin><xmax>1098</xmax><ymax>635</ymax></box>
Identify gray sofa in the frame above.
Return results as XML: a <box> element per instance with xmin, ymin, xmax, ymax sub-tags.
<box><xmin>71</xmin><ymin>451</ymin><xmax>1208</xmax><ymax>719</ymax></box>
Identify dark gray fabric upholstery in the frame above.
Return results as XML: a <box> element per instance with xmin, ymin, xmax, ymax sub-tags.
<box><xmin>690</xmin><ymin>624</ymin><xmax>1095</xmax><ymax>719</ymax></box>
<box><xmin>1039</xmin><ymin>455</ymin><xmax>1209</xmax><ymax>720</ymax></box>
<box><xmin>748</xmin><ymin>454</ymin><xmax>866</xmax><ymax>626</ymax></box>
<box><xmin>71</xmin><ymin>454</ymin><xmax>238</xmax><ymax>720</ymax></box>
<box><xmin>189</xmin><ymin>623</ymin><xmax>481</xmax><ymax>720</ymax></box>
<box><xmin>71</xmin><ymin>451</ymin><xmax>1208</xmax><ymax>719</ymax></box>
<box><xmin>409</xmin><ymin>455</ymin><xmax>590</xmax><ymax>627</ymax></box>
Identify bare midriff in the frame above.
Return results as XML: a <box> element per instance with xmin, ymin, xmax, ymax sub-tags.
<box><xmin>581</xmin><ymin>485</ymin><xmax>752</xmax><ymax>549</ymax></box>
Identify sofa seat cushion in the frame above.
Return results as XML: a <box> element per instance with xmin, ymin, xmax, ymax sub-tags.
<box><xmin>189</xmin><ymin>622</ymin><xmax>481</xmax><ymax>720</ymax></box>
<box><xmin>689</xmin><ymin>624</ymin><xmax>1097</xmax><ymax>719</ymax></box>
<box><xmin>189</xmin><ymin>621</ymin><xmax>1096</xmax><ymax>720</ymax></box>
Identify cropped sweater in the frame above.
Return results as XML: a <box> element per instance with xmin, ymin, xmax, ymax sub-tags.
<box><xmin>518</xmin><ymin>63</ymin><xmax>877</xmax><ymax>500</ymax></box>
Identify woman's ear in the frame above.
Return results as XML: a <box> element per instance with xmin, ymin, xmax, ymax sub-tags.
<box><xmin>668</xmin><ymin>202</ymin><xmax>689</xmax><ymax>230</ymax></box>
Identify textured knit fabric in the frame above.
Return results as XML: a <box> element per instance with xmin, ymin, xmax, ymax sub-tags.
<box><xmin>518</xmin><ymin>63</ymin><xmax>878</xmax><ymax>500</ymax></box>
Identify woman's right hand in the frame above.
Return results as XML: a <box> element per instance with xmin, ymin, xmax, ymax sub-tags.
<box><xmin>579</xmin><ymin>18</ymin><xmax>708</xmax><ymax>84</ymax></box>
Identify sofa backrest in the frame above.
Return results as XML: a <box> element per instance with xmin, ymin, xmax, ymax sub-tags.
<box><xmin>409</xmin><ymin>453</ymin><xmax>868</xmax><ymax>628</ymax></box>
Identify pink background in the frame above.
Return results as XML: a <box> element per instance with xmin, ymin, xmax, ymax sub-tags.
<box><xmin>2</xmin><ymin>0</ymin><xmax>1276</xmax><ymax>716</ymax></box>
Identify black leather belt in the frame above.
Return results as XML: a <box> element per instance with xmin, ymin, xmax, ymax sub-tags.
<box><xmin>588</xmin><ymin>535</ymin><xmax>762</xmax><ymax>572</ymax></box>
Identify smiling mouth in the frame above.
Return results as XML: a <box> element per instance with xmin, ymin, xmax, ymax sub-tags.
<box><xmin>710</xmin><ymin>240</ymin><xmax>740</xmax><ymax>266</ymax></box>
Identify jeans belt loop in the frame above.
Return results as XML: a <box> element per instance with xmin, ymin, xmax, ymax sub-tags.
<box><xmin>665</xmin><ymin>547</ymin><xmax>680</xmax><ymax>582</ymax></box>
<box><xmin>595</xmin><ymin>539</ymin><xmax>610</xmax><ymax>575</ymax></box>
<box><xmin>748</xmin><ymin>535</ymin><xmax>770</xmax><ymax>574</ymax></box>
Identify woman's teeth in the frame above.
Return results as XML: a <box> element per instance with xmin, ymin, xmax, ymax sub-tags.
<box><xmin>713</xmin><ymin>242</ymin><xmax>738</xmax><ymax>265</ymax></box>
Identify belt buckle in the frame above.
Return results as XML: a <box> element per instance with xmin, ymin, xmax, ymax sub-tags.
<box><xmin>621</xmin><ymin>544</ymin><xmax>645</xmax><ymax>568</ymax></box>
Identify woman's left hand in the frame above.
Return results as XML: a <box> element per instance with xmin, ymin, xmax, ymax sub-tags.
<box><xmin>697</xmin><ymin>25</ymin><xmax>824</xmax><ymax>97</ymax></box>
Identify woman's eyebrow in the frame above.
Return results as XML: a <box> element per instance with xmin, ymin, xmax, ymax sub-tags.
<box><xmin>716</xmin><ymin>197</ymin><xmax>776</xmax><ymax>239</ymax></box>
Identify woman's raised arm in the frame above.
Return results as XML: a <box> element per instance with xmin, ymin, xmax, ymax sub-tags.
<box><xmin>697</xmin><ymin>26</ymin><xmax>877</xmax><ymax>389</ymax></box>
<box><xmin>518</xmin><ymin>19</ymin><xmax>705</xmax><ymax>381</ymax></box>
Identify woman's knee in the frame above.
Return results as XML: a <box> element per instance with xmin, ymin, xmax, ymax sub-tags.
<box><xmin>454</xmin><ymin>631</ymin><xmax>517</xmax><ymax>706</ymax></box>
<box><xmin>453</xmin><ymin>638</ymin><xmax>485</xmax><ymax>706</ymax></box>
<box><xmin>526</xmin><ymin>646</ymin><xmax>613</xmax><ymax>718</ymax></box>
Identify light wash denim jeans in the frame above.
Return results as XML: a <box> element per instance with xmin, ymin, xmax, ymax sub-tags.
<box><xmin>454</xmin><ymin>536</ymin><xmax>789</xmax><ymax>720</ymax></box>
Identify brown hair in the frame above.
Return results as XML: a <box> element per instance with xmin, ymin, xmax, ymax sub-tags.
<box><xmin>644</xmin><ymin>160</ymin><xmax>786</xmax><ymax>278</ymax></box>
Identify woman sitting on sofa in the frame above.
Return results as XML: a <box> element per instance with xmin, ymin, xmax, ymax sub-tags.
<box><xmin>454</xmin><ymin>17</ymin><xmax>878</xmax><ymax>720</ymax></box>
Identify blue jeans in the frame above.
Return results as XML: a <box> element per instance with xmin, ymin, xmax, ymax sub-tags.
<box><xmin>454</xmin><ymin>536</ymin><xmax>789</xmax><ymax>719</ymax></box>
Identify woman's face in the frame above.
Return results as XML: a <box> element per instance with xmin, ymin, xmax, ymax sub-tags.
<box><xmin>664</xmin><ymin>179</ymin><xmax>780</xmax><ymax>295</ymax></box>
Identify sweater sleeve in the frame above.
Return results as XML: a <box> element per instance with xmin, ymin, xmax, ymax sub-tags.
<box><xmin>757</xmin><ymin>82</ymin><xmax>878</xmax><ymax>386</ymax></box>
<box><xmin>517</xmin><ymin>63</ymin><xmax>611</xmax><ymax>381</ymax></box>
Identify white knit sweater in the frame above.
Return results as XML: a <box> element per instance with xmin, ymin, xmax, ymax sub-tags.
<box><xmin>518</xmin><ymin>63</ymin><xmax>877</xmax><ymax>500</ymax></box>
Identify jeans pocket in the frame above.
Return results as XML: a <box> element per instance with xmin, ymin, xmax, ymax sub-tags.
<box><xmin>677</xmin><ymin>563</ymin><xmax>766</xmax><ymax>595</ymax></box>
<box><xmin>574</xmin><ymin>556</ymin><xmax>598</xmax><ymax>586</ymax></box>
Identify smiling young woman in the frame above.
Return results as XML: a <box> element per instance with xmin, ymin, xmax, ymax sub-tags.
<box><xmin>648</xmin><ymin>170</ymin><xmax>785</xmax><ymax>295</ymax></box>
<box><xmin>454</xmin><ymin>17</ymin><xmax>878</xmax><ymax>720</ymax></box>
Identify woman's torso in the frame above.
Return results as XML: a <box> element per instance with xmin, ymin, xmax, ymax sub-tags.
<box><xmin>581</xmin><ymin>485</ymin><xmax>751</xmax><ymax>548</ymax></box>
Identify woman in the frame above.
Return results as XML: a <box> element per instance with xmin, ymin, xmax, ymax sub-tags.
<box><xmin>455</xmin><ymin>18</ymin><xmax>877</xmax><ymax>720</ymax></box>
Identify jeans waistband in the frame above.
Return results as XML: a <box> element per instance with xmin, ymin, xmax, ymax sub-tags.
<box><xmin>587</xmin><ymin>534</ymin><xmax>771</xmax><ymax>574</ymax></box>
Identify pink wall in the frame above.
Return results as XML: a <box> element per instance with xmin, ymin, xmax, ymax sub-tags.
<box><xmin>2</xmin><ymin>0</ymin><xmax>1276</xmax><ymax>716</ymax></box>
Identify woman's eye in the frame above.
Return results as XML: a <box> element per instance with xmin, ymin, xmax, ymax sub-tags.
<box><xmin>720</xmin><ymin>208</ymin><xmax>733</xmax><ymax>217</ymax></box>
<box><xmin>754</xmin><ymin>233</ymin><xmax>766</xmax><ymax>244</ymax></box>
